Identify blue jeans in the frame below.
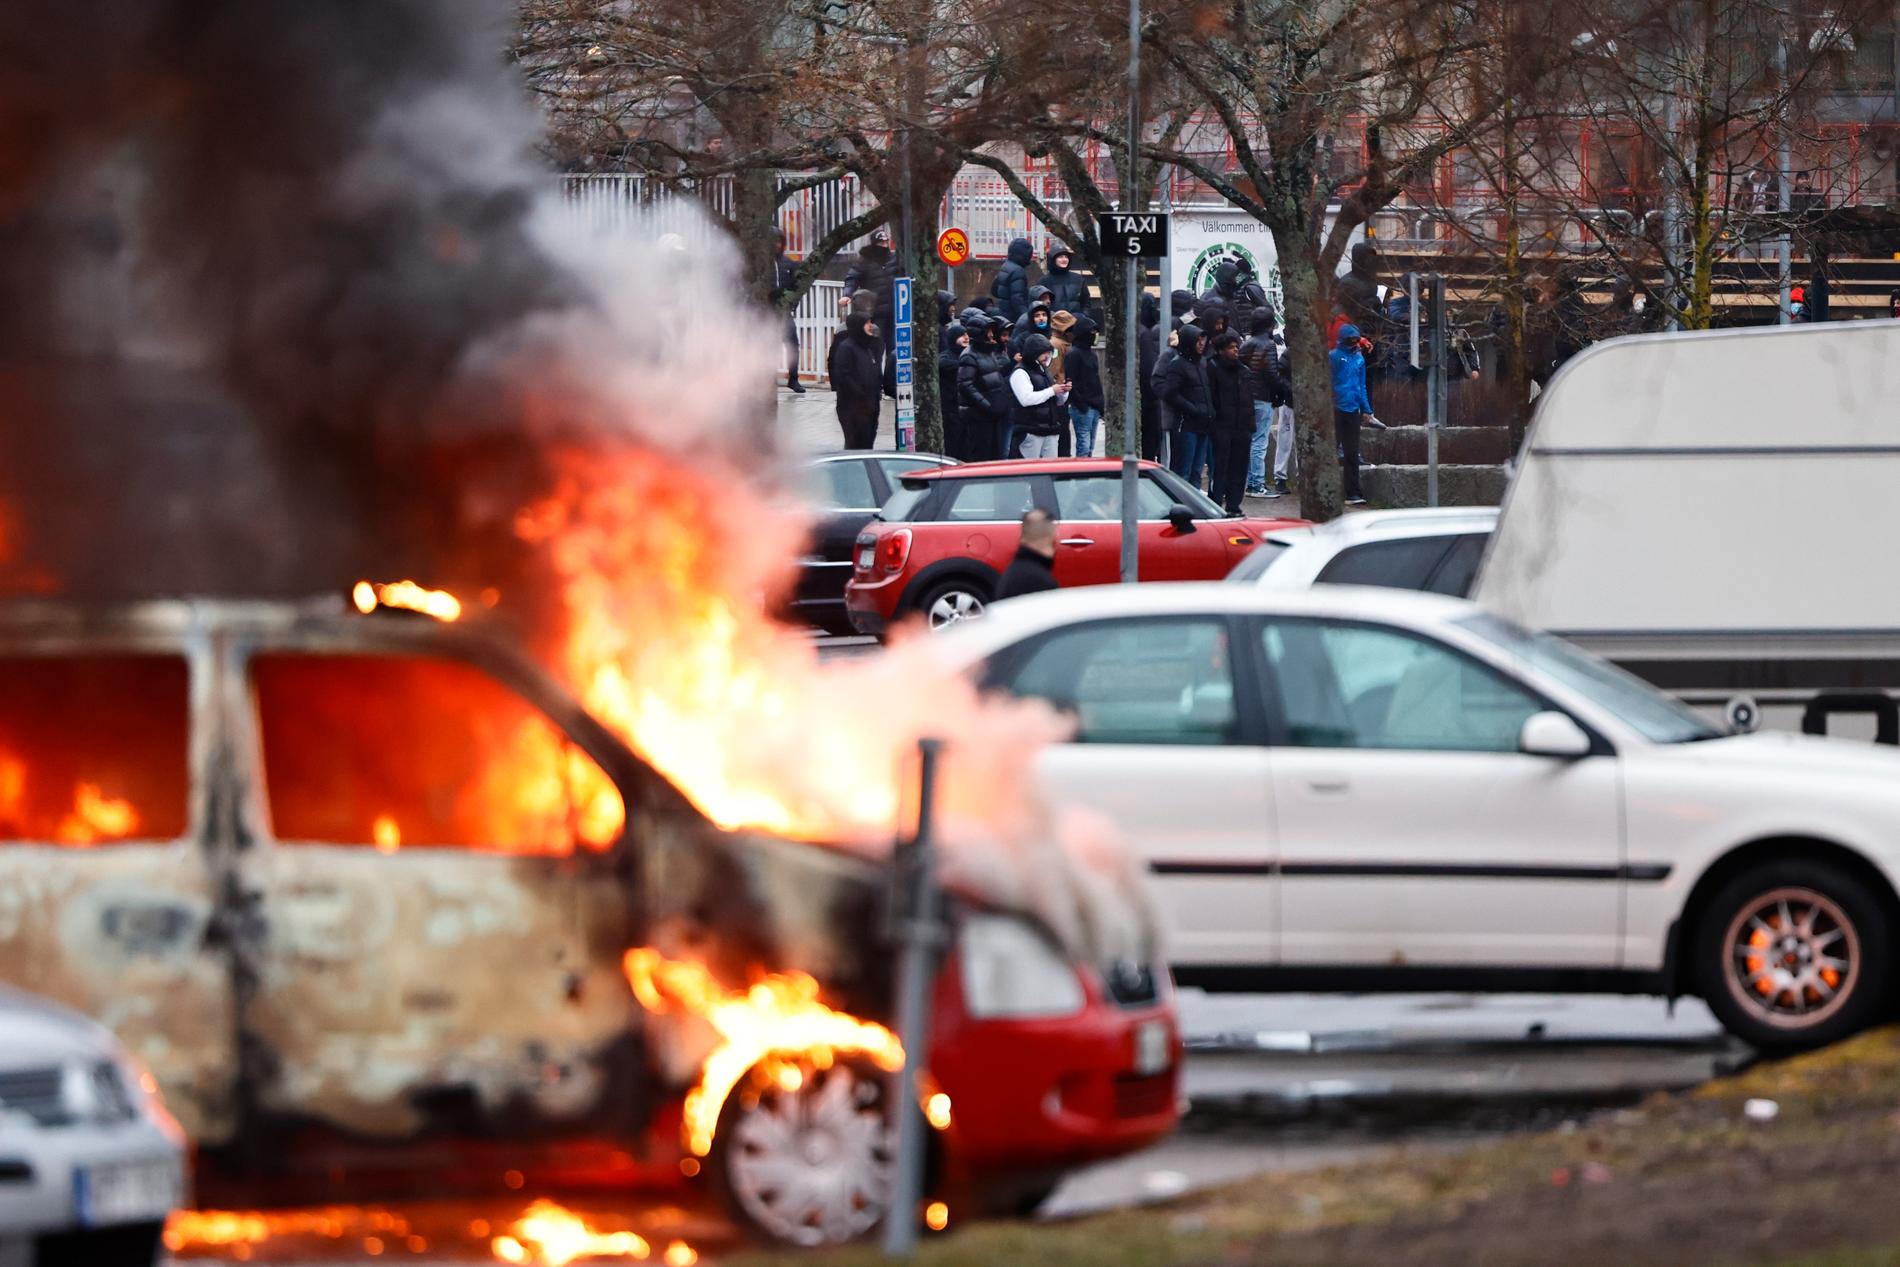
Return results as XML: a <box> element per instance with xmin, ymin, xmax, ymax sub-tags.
<box><xmin>1069</xmin><ymin>406</ymin><xmax>1101</xmax><ymax>458</ymax></box>
<box><xmin>1248</xmin><ymin>402</ymin><xmax>1272</xmax><ymax>491</ymax></box>
<box><xmin>1173</xmin><ymin>431</ymin><xmax>1212</xmax><ymax>489</ymax></box>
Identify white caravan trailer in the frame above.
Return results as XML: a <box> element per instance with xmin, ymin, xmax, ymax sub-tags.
<box><xmin>1475</xmin><ymin>320</ymin><xmax>1900</xmax><ymax>743</ymax></box>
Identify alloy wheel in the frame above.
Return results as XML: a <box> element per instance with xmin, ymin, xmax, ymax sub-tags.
<box><xmin>1723</xmin><ymin>885</ymin><xmax>1860</xmax><ymax>1029</ymax></box>
<box><xmin>926</xmin><ymin>590</ymin><xmax>984</xmax><ymax>629</ymax></box>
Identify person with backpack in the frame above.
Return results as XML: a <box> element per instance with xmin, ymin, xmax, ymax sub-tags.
<box><xmin>992</xmin><ymin>237</ymin><xmax>1035</xmax><ymax>322</ymax></box>
<box><xmin>1008</xmin><ymin>333</ymin><xmax>1071</xmax><ymax>459</ymax></box>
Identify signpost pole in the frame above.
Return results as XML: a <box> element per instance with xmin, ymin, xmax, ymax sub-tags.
<box><xmin>894</xmin><ymin>276</ymin><xmax>915</xmax><ymax>451</ymax></box>
<box><xmin>1118</xmin><ymin>0</ymin><xmax>1142</xmax><ymax>586</ymax></box>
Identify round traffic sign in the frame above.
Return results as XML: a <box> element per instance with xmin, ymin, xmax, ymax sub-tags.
<box><xmin>936</xmin><ymin>227</ymin><xmax>971</xmax><ymax>267</ymax></box>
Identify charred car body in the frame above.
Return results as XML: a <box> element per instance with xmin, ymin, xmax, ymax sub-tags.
<box><xmin>0</xmin><ymin>598</ymin><xmax>1178</xmax><ymax>1245</ymax></box>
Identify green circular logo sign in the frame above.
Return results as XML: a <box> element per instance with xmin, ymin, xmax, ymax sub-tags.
<box><xmin>1185</xmin><ymin>242</ymin><xmax>1283</xmax><ymax>325</ymax></box>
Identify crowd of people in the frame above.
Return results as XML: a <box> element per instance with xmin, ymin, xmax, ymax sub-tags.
<box><xmin>796</xmin><ymin>230</ymin><xmax>1387</xmax><ymax>510</ymax></box>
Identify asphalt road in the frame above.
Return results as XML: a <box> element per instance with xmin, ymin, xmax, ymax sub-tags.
<box><xmin>159</xmin><ymin>991</ymin><xmax>1740</xmax><ymax>1263</ymax></box>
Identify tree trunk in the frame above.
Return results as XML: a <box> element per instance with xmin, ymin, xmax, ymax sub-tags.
<box><xmin>1098</xmin><ymin>255</ymin><xmax>1129</xmax><ymax>457</ymax></box>
<box><xmin>1273</xmin><ymin>224</ymin><xmax>1342</xmax><ymax>522</ymax></box>
<box><xmin>734</xmin><ymin>166</ymin><xmax>779</xmax><ymax>308</ymax></box>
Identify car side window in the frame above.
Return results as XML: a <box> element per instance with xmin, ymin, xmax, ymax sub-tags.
<box><xmin>1261</xmin><ymin>621</ymin><xmax>1541</xmax><ymax>752</ymax></box>
<box><xmin>1316</xmin><ymin>537</ymin><xmax>1458</xmax><ymax>591</ymax></box>
<box><xmin>996</xmin><ymin>619</ymin><xmax>1238</xmax><ymax>745</ymax></box>
<box><xmin>943</xmin><ymin>478</ymin><xmax>1038</xmax><ymax>522</ymax></box>
<box><xmin>250</xmin><ymin>653</ymin><xmax>624</xmax><ymax>854</ymax></box>
<box><xmin>875</xmin><ymin>456</ymin><xmax>942</xmax><ymax>484</ymax></box>
<box><xmin>1426</xmin><ymin>532</ymin><xmax>1491</xmax><ymax>597</ymax></box>
<box><xmin>1053</xmin><ymin>475</ymin><xmax>1177</xmax><ymax>521</ymax></box>
<box><xmin>0</xmin><ymin>654</ymin><xmax>190</xmax><ymax>844</ymax></box>
<box><xmin>807</xmin><ymin>460</ymin><xmax>878</xmax><ymax>510</ymax></box>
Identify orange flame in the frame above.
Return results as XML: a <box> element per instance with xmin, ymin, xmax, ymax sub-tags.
<box><xmin>623</xmin><ymin>948</ymin><xmax>904</xmax><ymax>1157</ymax></box>
<box><xmin>352</xmin><ymin>578</ymin><xmax>462</xmax><ymax>622</ymax></box>
<box><xmin>490</xmin><ymin>1200</ymin><xmax>682</xmax><ymax>1265</ymax></box>
<box><xmin>0</xmin><ymin>747</ymin><xmax>142</xmax><ymax>846</ymax></box>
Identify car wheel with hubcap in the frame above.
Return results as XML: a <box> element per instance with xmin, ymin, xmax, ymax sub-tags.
<box><xmin>1697</xmin><ymin>859</ymin><xmax>1890</xmax><ymax>1053</ymax></box>
<box><xmin>711</xmin><ymin>1057</ymin><xmax>897</xmax><ymax>1248</ymax></box>
<box><xmin>918</xmin><ymin>581</ymin><xmax>987</xmax><ymax>631</ymax></box>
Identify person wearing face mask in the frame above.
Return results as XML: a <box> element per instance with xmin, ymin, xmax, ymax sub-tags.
<box><xmin>1008</xmin><ymin>333</ymin><xmax>1071</xmax><ymax>459</ymax></box>
<box><xmin>1206</xmin><ymin>331</ymin><xmax>1255</xmax><ymax>514</ymax></box>
<box><xmin>1161</xmin><ymin>322</ymin><xmax>1214</xmax><ymax>487</ymax></box>
<box><xmin>829</xmin><ymin>313</ymin><xmax>887</xmax><ymax>450</ymax></box>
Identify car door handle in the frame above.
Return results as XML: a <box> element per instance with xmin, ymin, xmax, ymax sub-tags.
<box><xmin>1058</xmin><ymin>538</ymin><xmax>1095</xmax><ymax>547</ymax></box>
<box><xmin>1306</xmin><ymin>776</ymin><xmax>1352</xmax><ymax>794</ymax></box>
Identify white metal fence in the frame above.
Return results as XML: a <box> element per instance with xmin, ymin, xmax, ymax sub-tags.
<box><xmin>796</xmin><ymin>280</ymin><xmax>846</xmax><ymax>384</ymax></box>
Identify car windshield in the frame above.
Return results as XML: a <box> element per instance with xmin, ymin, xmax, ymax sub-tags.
<box><xmin>879</xmin><ymin>482</ymin><xmax>933</xmax><ymax>521</ymax></box>
<box><xmin>1149</xmin><ymin>468</ymin><xmax>1226</xmax><ymax>518</ymax></box>
<box><xmin>1225</xmin><ymin>538</ymin><xmax>1292</xmax><ymax>581</ymax></box>
<box><xmin>1456</xmin><ymin>612</ymin><xmax>1721</xmax><ymax>744</ymax></box>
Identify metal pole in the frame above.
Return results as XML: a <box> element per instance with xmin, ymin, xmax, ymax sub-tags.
<box><xmin>882</xmin><ymin>737</ymin><xmax>946</xmax><ymax>1258</ymax></box>
<box><xmin>1118</xmin><ymin>0</ymin><xmax>1142</xmax><ymax>584</ymax></box>
<box><xmin>1155</xmin><ymin>119</ymin><xmax>1173</xmax><ymax>473</ymax></box>
<box><xmin>1427</xmin><ymin>275</ymin><xmax>1443</xmax><ymax>507</ymax></box>
<box><xmin>1776</xmin><ymin>10</ymin><xmax>1793</xmax><ymax>324</ymax></box>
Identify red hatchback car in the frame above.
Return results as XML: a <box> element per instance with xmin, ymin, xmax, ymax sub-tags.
<box><xmin>847</xmin><ymin>459</ymin><xmax>1306</xmax><ymax>636</ymax></box>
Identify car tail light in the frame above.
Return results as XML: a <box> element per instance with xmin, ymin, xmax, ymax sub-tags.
<box><xmin>876</xmin><ymin>529</ymin><xmax>913</xmax><ymax>574</ymax></box>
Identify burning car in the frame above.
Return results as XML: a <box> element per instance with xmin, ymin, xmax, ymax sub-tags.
<box><xmin>0</xmin><ymin>594</ymin><xmax>1179</xmax><ymax>1248</ymax></box>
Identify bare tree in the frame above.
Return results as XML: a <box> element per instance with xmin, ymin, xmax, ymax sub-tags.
<box><xmin>1141</xmin><ymin>0</ymin><xmax>1505</xmax><ymax>520</ymax></box>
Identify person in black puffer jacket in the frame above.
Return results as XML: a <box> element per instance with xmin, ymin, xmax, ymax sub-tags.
<box><xmin>957</xmin><ymin>316</ymin><xmax>1015</xmax><ymax>459</ymax></box>
<box><xmin>842</xmin><ymin>230</ymin><xmax>899</xmax><ymax>329</ymax></box>
<box><xmin>1063</xmin><ymin>314</ymin><xmax>1105</xmax><ymax>457</ymax></box>
<box><xmin>938</xmin><ymin>319</ymin><xmax>968</xmax><ymax>458</ymax></box>
<box><xmin>1161</xmin><ymin>321</ymin><xmax>1213</xmax><ymax>486</ymax></box>
<box><xmin>1043</xmin><ymin>245</ymin><xmax>1091</xmax><ymax>318</ymax></box>
<box><xmin>828</xmin><ymin>314</ymin><xmax>886</xmax><ymax>449</ymax></box>
<box><xmin>1206</xmin><ymin>331</ymin><xmax>1255</xmax><ymax>514</ymax></box>
<box><xmin>1137</xmin><ymin>291</ymin><xmax>1163</xmax><ymax>460</ymax></box>
<box><xmin>991</xmin><ymin>237</ymin><xmax>1035</xmax><ymax>322</ymax></box>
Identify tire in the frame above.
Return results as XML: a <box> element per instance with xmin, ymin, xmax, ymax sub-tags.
<box><xmin>1696</xmin><ymin>858</ymin><xmax>1891</xmax><ymax>1053</ymax></box>
<box><xmin>709</xmin><ymin>1056</ymin><xmax>898</xmax><ymax>1248</ymax></box>
<box><xmin>914</xmin><ymin>579</ymin><xmax>988</xmax><ymax>631</ymax></box>
<box><xmin>36</xmin><ymin>1221</ymin><xmax>164</xmax><ymax>1267</ymax></box>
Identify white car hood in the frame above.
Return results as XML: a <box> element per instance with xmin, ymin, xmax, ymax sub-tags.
<box><xmin>1657</xmin><ymin>731</ymin><xmax>1900</xmax><ymax>781</ymax></box>
<box><xmin>0</xmin><ymin>986</ymin><xmax>116</xmax><ymax>1069</ymax></box>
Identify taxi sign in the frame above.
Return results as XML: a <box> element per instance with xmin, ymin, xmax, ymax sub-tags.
<box><xmin>935</xmin><ymin>227</ymin><xmax>971</xmax><ymax>267</ymax></box>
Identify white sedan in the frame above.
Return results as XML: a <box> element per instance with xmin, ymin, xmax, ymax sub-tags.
<box><xmin>935</xmin><ymin>583</ymin><xmax>1900</xmax><ymax>1053</ymax></box>
<box><xmin>0</xmin><ymin>987</ymin><xmax>185</xmax><ymax>1267</ymax></box>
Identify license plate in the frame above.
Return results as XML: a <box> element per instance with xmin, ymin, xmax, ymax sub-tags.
<box><xmin>855</xmin><ymin>546</ymin><xmax>874</xmax><ymax>570</ymax></box>
<box><xmin>1133</xmin><ymin>1019</ymin><xmax>1173</xmax><ymax>1076</ymax></box>
<box><xmin>75</xmin><ymin>1157</ymin><xmax>180</xmax><ymax>1227</ymax></box>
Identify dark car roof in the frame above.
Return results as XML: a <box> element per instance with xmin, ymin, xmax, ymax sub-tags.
<box><xmin>901</xmin><ymin>458</ymin><xmax>1168</xmax><ymax>481</ymax></box>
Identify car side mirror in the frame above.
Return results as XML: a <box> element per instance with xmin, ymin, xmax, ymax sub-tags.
<box><xmin>1167</xmin><ymin>505</ymin><xmax>1197</xmax><ymax>534</ymax></box>
<box><xmin>1519</xmin><ymin>711</ymin><xmax>1593</xmax><ymax>758</ymax></box>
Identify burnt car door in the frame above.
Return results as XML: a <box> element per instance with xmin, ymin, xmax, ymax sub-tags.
<box><xmin>0</xmin><ymin>623</ymin><xmax>240</xmax><ymax>1143</ymax></box>
<box><xmin>215</xmin><ymin>629</ymin><xmax>642</xmax><ymax>1143</ymax></box>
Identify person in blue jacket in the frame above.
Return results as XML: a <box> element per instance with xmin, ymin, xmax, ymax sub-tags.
<box><xmin>1329</xmin><ymin>323</ymin><xmax>1380</xmax><ymax>507</ymax></box>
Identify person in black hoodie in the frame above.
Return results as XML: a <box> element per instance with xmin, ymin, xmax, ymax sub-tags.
<box><xmin>1206</xmin><ymin>331</ymin><xmax>1255</xmax><ymax>514</ymax></box>
<box><xmin>1042</xmin><ymin>246</ymin><xmax>1091</xmax><ymax>317</ymax></box>
<box><xmin>769</xmin><ymin>227</ymin><xmax>805</xmax><ymax>393</ymax></box>
<box><xmin>1149</xmin><ymin>288</ymin><xmax>1199</xmax><ymax>466</ymax></box>
<box><xmin>1063</xmin><ymin>314</ymin><xmax>1105</xmax><ymax>457</ymax></box>
<box><xmin>1199</xmin><ymin>258</ymin><xmax>1268</xmax><ymax>334</ymax></box>
<box><xmin>1239</xmin><ymin>305</ymin><xmax>1288</xmax><ymax>495</ymax></box>
<box><xmin>842</xmin><ymin>229</ymin><xmax>899</xmax><ymax>328</ymax></box>
<box><xmin>1161</xmin><ymin>322</ymin><xmax>1213</xmax><ymax>486</ymax></box>
<box><xmin>1011</xmin><ymin>300</ymin><xmax>1055</xmax><ymax>359</ymax></box>
<box><xmin>938</xmin><ymin>319</ymin><xmax>968</xmax><ymax>459</ymax></box>
<box><xmin>828</xmin><ymin>314</ymin><xmax>886</xmax><ymax>449</ymax></box>
<box><xmin>1137</xmin><ymin>292</ymin><xmax>1162</xmax><ymax>460</ymax></box>
<box><xmin>991</xmin><ymin>237</ymin><xmax>1035</xmax><ymax>321</ymax></box>
<box><xmin>957</xmin><ymin>316</ymin><xmax>1012</xmax><ymax>459</ymax></box>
